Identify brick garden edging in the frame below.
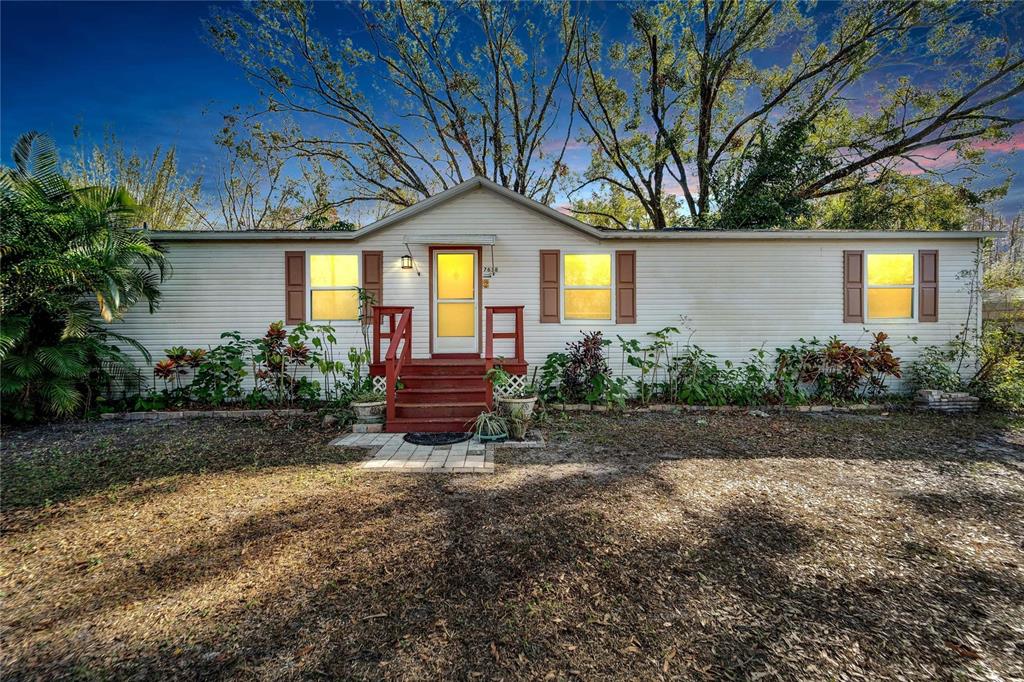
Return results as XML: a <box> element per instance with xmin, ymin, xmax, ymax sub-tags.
<box><xmin>548</xmin><ymin>403</ymin><xmax>890</xmax><ymax>414</ymax></box>
<box><xmin>99</xmin><ymin>408</ymin><xmax>311</xmax><ymax>421</ymax></box>
<box><xmin>914</xmin><ymin>390</ymin><xmax>980</xmax><ymax>413</ymax></box>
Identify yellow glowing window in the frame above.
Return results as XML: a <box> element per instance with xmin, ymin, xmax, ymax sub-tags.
<box><xmin>311</xmin><ymin>290</ymin><xmax>360</xmax><ymax>321</ymax></box>
<box><xmin>565</xmin><ymin>289</ymin><xmax>612</xmax><ymax>320</ymax></box>
<box><xmin>310</xmin><ymin>255</ymin><xmax>359</xmax><ymax>287</ymax></box>
<box><xmin>563</xmin><ymin>254</ymin><xmax>612</xmax><ymax>320</ymax></box>
<box><xmin>866</xmin><ymin>253</ymin><xmax>914</xmax><ymax>320</ymax></box>
<box><xmin>437</xmin><ymin>302</ymin><xmax>475</xmax><ymax>337</ymax></box>
<box><xmin>309</xmin><ymin>254</ymin><xmax>360</xmax><ymax>320</ymax></box>
<box><xmin>565</xmin><ymin>254</ymin><xmax>612</xmax><ymax>286</ymax></box>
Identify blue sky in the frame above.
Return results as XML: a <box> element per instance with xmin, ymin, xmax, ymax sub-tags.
<box><xmin>2</xmin><ymin>1</ymin><xmax>1021</xmax><ymax>221</ymax></box>
<box><xmin>1</xmin><ymin>2</ymin><xmax>244</xmax><ymax>183</ymax></box>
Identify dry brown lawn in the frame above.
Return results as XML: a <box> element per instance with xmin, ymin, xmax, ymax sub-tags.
<box><xmin>2</xmin><ymin>411</ymin><xmax>1023</xmax><ymax>680</ymax></box>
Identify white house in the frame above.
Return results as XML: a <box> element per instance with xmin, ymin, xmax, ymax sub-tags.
<box><xmin>119</xmin><ymin>176</ymin><xmax>991</xmax><ymax>431</ymax></box>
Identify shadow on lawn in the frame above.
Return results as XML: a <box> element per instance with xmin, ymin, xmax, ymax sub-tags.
<box><xmin>532</xmin><ymin>410</ymin><xmax>1024</xmax><ymax>465</ymax></box>
<box><xmin>8</xmin><ymin>463</ymin><xmax>1022</xmax><ymax>680</ymax></box>
<box><xmin>1</xmin><ymin>417</ymin><xmax>362</xmax><ymax>508</ymax></box>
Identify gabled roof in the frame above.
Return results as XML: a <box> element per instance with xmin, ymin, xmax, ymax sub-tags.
<box><xmin>148</xmin><ymin>176</ymin><xmax>999</xmax><ymax>241</ymax></box>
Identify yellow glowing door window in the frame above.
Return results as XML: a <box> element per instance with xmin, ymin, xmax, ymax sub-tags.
<box><xmin>434</xmin><ymin>251</ymin><xmax>477</xmax><ymax>351</ymax></box>
<box><xmin>564</xmin><ymin>254</ymin><xmax>612</xmax><ymax>320</ymax></box>
<box><xmin>866</xmin><ymin>253</ymin><xmax>914</xmax><ymax>320</ymax></box>
<box><xmin>437</xmin><ymin>303</ymin><xmax>475</xmax><ymax>336</ymax></box>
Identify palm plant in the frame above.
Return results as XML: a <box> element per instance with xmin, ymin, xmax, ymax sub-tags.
<box><xmin>0</xmin><ymin>132</ymin><xmax>167</xmax><ymax>419</ymax></box>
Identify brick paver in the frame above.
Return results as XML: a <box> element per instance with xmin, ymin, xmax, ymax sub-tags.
<box><xmin>333</xmin><ymin>432</ymin><xmax>496</xmax><ymax>473</ymax></box>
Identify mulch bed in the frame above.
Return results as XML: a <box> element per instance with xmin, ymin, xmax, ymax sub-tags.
<box><xmin>2</xmin><ymin>411</ymin><xmax>1022</xmax><ymax>680</ymax></box>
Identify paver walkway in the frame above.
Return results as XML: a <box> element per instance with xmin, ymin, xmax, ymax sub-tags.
<box><xmin>332</xmin><ymin>432</ymin><xmax>494</xmax><ymax>472</ymax></box>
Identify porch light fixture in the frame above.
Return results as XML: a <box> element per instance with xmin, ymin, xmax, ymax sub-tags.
<box><xmin>401</xmin><ymin>244</ymin><xmax>420</xmax><ymax>275</ymax></box>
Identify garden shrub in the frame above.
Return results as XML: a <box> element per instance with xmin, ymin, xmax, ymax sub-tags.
<box><xmin>536</xmin><ymin>351</ymin><xmax>568</xmax><ymax>402</ymax></box>
<box><xmin>136</xmin><ymin>321</ymin><xmax>380</xmax><ymax>411</ymax></box>
<box><xmin>190</xmin><ymin>332</ymin><xmax>248</xmax><ymax>406</ymax></box>
<box><xmin>618</xmin><ymin>326</ymin><xmax>679</xmax><ymax>404</ymax></box>
<box><xmin>560</xmin><ymin>331</ymin><xmax>612</xmax><ymax>403</ymax></box>
<box><xmin>774</xmin><ymin>333</ymin><xmax>901</xmax><ymax>403</ymax></box>
<box><xmin>540</xmin><ymin>329</ymin><xmax>904</xmax><ymax>408</ymax></box>
<box><xmin>973</xmin><ymin>319</ymin><xmax>1024</xmax><ymax>410</ymax></box>
<box><xmin>670</xmin><ymin>346</ymin><xmax>773</xmax><ymax>406</ymax></box>
<box><xmin>671</xmin><ymin>345</ymin><xmax>733</xmax><ymax>405</ymax></box>
<box><xmin>906</xmin><ymin>345</ymin><xmax>962</xmax><ymax>393</ymax></box>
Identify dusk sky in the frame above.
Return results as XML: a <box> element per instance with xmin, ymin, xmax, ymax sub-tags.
<box><xmin>2</xmin><ymin>1</ymin><xmax>1022</xmax><ymax>221</ymax></box>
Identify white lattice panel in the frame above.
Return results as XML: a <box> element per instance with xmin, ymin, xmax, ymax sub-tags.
<box><xmin>493</xmin><ymin>374</ymin><xmax>527</xmax><ymax>397</ymax></box>
<box><xmin>373</xmin><ymin>376</ymin><xmax>386</xmax><ymax>392</ymax></box>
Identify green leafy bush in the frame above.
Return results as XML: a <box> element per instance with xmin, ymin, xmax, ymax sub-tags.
<box><xmin>973</xmin><ymin>319</ymin><xmax>1024</xmax><ymax>410</ymax></box>
<box><xmin>906</xmin><ymin>346</ymin><xmax>962</xmax><ymax>393</ymax></box>
<box><xmin>190</xmin><ymin>332</ymin><xmax>248</xmax><ymax>406</ymax></box>
<box><xmin>670</xmin><ymin>346</ymin><xmax>773</xmax><ymax>406</ymax></box>
<box><xmin>773</xmin><ymin>333</ymin><xmax>902</xmax><ymax>403</ymax></box>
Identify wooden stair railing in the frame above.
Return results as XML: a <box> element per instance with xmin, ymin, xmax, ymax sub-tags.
<box><xmin>483</xmin><ymin>305</ymin><xmax>525</xmax><ymax>409</ymax></box>
<box><xmin>372</xmin><ymin>306</ymin><xmax>413</xmax><ymax>424</ymax></box>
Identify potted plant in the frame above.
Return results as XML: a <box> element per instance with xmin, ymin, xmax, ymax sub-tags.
<box><xmin>486</xmin><ymin>364</ymin><xmax>539</xmax><ymax>420</ymax></box>
<box><xmin>504</xmin><ymin>403</ymin><xmax>532</xmax><ymax>441</ymax></box>
<box><xmin>350</xmin><ymin>387</ymin><xmax>386</xmax><ymax>423</ymax></box>
<box><xmin>470</xmin><ymin>410</ymin><xmax>508</xmax><ymax>443</ymax></box>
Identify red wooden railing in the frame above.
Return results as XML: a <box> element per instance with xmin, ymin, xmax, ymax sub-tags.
<box><xmin>372</xmin><ymin>306</ymin><xmax>413</xmax><ymax>424</ymax></box>
<box><xmin>484</xmin><ymin>305</ymin><xmax>525</xmax><ymax>409</ymax></box>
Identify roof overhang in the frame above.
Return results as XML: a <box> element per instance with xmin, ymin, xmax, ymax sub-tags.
<box><xmin>403</xmin><ymin>234</ymin><xmax>497</xmax><ymax>245</ymax></box>
<box><xmin>148</xmin><ymin>228</ymin><xmax>1001</xmax><ymax>242</ymax></box>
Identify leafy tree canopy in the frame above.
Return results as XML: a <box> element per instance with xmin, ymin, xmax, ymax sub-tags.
<box><xmin>569</xmin><ymin>0</ymin><xmax>1021</xmax><ymax>229</ymax></box>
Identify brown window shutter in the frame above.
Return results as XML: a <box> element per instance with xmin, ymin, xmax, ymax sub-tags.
<box><xmin>843</xmin><ymin>250</ymin><xmax>864</xmax><ymax>324</ymax></box>
<box><xmin>615</xmin><ymin>250</ymin><xmax>637</xmax><ymax>323</ymax></box>
<box><xmin>361</xmin><ymin>250</ymin><xmax>384</xmax><ymax>322</ymax></box>
<box><xmin>919</xmin><ymin>250</ymin><xmax>939</xmax><ymax>322</ymax></box>
<box><xmin>539</xmin><ymin>250</ymin><xmax>560</xmax><ymax>323</ymax></box>
<box><xmin>284</xmin><ymin>251</ymin><xmax>306</xmax><ymax>325</ymax></box>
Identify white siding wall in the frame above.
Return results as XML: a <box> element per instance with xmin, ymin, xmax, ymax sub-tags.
<box><xmin>115</xmin><ymin>188</ymin><xmax>982</xmax><ymax>392</ymax></box>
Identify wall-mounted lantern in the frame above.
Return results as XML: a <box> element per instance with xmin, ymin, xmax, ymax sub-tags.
<box><xmin>401</xmin><ymin>254</ymin><xmax>414</xmax><ymax>270</ymax></box>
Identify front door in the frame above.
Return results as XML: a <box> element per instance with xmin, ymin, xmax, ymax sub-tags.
<box><xmin>432</xmin><ymin>249</ymin><xmax>479</xmax><ymax>355</ymax></box>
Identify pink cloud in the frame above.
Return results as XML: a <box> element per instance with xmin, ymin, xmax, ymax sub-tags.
<box><xmin>972</xmin><ymin>129</ymin><xmax>1024</xmax><ymax>154</ymax></box>
<box><xmin>895</xmin><ymin>129</ymin><xmax>1023</xmax><ymax>175</ymax></box>
<box><xmin>895</xmin><ymin>146</ymin><xmax>959</xmax><ymax>175</ymax></box>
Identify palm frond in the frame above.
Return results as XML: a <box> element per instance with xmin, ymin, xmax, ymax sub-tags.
<box><xmin>35</xmin><ymin>344</ymin><xmax>90</xmax><ymax>378</ymax></box>
<box><xmin>0</xmin><ymin>314</ymin><xmax>30</xmax><ymax>359</ymax></box>
<box><xmin>37</xmin><ymin>377</ymin><xmax>83</xmax><ymax>416</ymax></box>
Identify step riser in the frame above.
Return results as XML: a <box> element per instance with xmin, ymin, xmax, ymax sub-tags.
<box><xmin>396</xmin><ymin>404</ymin><xmax>486</xmax><ymax>419</ymax></box>
<box><xmin>400</xmin><ymin>376</ymin><xmax>487</xmax><ymax>389</ymax></box>
<box><xmin>401</xmin><ymin>366</ymin><xmax>487</xmax><ymax>377</ymax></box>
<box><xmin>398</xmin><ymin>389</ymin><xmax>487</xmax><ymax>403</ymax></box>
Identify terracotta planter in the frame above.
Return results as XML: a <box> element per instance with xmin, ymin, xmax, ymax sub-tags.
<box><xmin>496</xmin><ymin>395</ymin><xmax>538</xmax><ymax>420</ymax></box>
<box><xmin>352</xmin><ymin>400</ymin><xmax>386</xmax><ymax>423</ymax></box>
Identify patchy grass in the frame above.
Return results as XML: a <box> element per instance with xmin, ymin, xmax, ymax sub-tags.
<box><xmin>2</xmin><ymin>411</ymin><xmax>1022</xmax><ymax>680</ymax></box>
<box><xmin>2</xmin><ymin>417</ymin><xmax>362</xmax><ymax>508</ymax></box>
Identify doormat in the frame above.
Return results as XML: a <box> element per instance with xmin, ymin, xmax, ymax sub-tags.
<box><xmin>404</xmin><ymin>432</ymin><xmax>473</xmax><ymax>446</ymax></box>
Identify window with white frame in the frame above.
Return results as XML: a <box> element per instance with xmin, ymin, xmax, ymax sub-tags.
<box><xmin>563</xmin><ymin>253</ymin><xmax>612</xmax><ymax>320</ymax></box>
<box><xmin>309</xmin><ymin>254</ymin><xmax>360</xmax><ymax>321</ymax></box>
<box><xmin>866</xmin><ymin>253</ymin><xmax>915</xmax><ymax>321</ymax></box>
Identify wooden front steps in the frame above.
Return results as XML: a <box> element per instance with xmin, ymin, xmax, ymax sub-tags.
<box><xmin>387</xmin><ymin>359</ymin><xmax>489</xmax><ymax>433</ymax></box>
